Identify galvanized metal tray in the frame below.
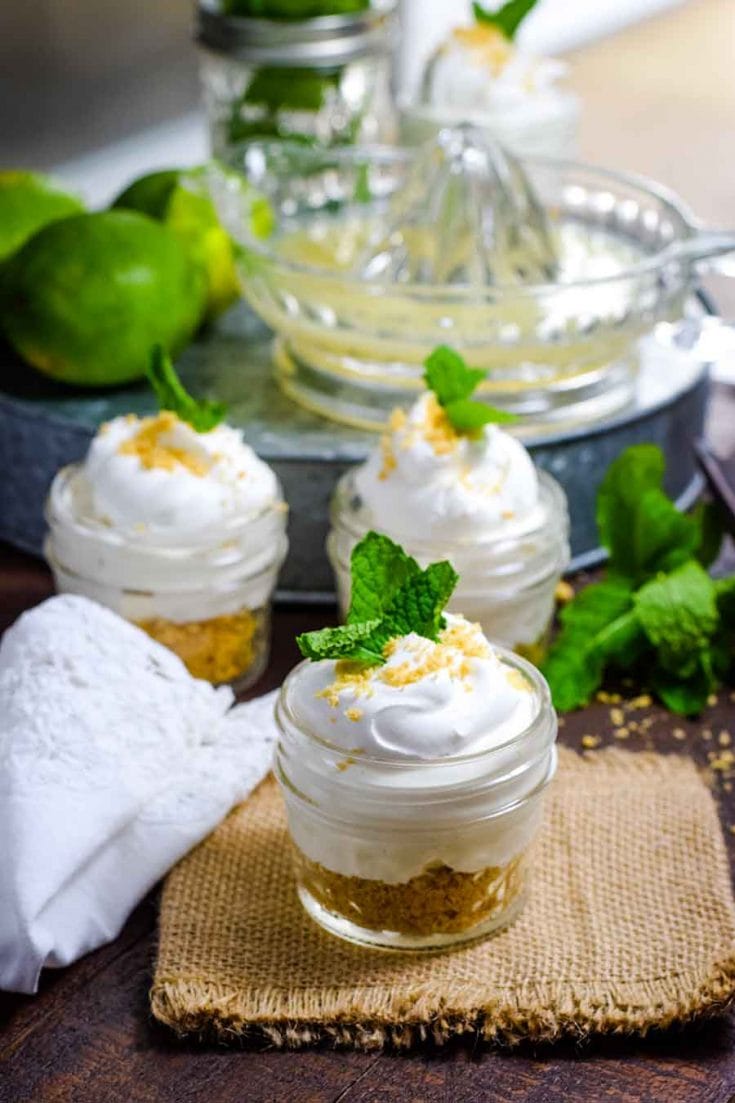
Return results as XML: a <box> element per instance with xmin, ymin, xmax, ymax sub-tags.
<box><xmin>0</xmin><ymin>305</ymin><xmax>711</xmax><ymax>599</ymax></box>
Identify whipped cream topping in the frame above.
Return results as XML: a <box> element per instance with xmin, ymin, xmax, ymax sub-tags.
<box><xmin>421</xmin><ymin>23</ymin><xmax>567</xmax><ymax>115</ymax></box>
<box><xmin>83</xmin><ymin>412</ymin><xmax>279</xmax><ymax>533</ymax></box>
<box><xmin>291</xmin><ymin>615</ymin><xmax>536</xmax><ymax>761</ymax></box>
<box><xmin>354</xmin><ymin>393</ymin><xmax>540</xmax><ymax>541</ymax></box>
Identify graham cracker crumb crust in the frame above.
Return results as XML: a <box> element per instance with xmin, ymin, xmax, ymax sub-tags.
<box><xmin>295</xmin><ymin>849</ymin><xmax>526</xmax><ymax>937</ymax></box>
<box><xmin>137</xmin><ymin>606</ymin><xmax>263</xmax><ymax>685</ymax></box>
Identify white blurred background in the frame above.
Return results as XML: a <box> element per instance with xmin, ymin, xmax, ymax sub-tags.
<box><xmin>0</xmin><ymin>0</ymin><xmax>686</xmax><ymax>204</ymax></box>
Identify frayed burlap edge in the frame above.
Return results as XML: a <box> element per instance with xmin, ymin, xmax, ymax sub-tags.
<box><xmin>150</xmin><ymin>957</ymin><xmax>735</xmax><ymax>1049</ymax></box>
<box><xmin>150</xmin><ymin>749</ymin><xmax>735</xmax><ymax>1050</ymax></box>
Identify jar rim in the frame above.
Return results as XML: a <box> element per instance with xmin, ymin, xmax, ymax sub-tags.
<box><xmin>277</xmin><ymin>644</ymin><xmax>554</xmax><ymax>771</ymax></box>
<box><xmin>196</xmin><ymin>0</ymin><xmax>396</xmax><ymax>65</ymax></box>
<box><xmin>44</xmin><ymin>536</ymin><xmax>287</xmax><ymax>596</ymax></box>
<box><xmin>278</xmin><ymin>744</ymin><xmax>557</xmax><ymax>830</ymax></box>
<box><xmin>330</xmin><ymin>466</ymin><xmax>568</xmax><ymax>560</ymax></box>
<box><xmin>46</xmin><ymin>463</ymin><xmax>287</xmax><ymax>554</ymax></box>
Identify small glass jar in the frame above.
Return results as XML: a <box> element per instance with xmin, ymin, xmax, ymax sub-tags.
<box><xmin>327</xmin><ymin>468</ymin><xmax>570</xmax><ymax>664</ymax></box>
<box><xmin>44</xmin><ymin>464</ymin><xmax>288</xmax><ymax>690</ymax></box>
<box><xmin>196</xmin><ymin>0</ymin><xmax>397</xmax><ymax>156</ymax></box>
<box><xmin>276</xmin><ymin>649</ymin><xmax>557</xmax><ymax>949</ymax></box>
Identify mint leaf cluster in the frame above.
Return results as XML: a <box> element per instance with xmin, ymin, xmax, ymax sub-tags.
<box><xmin>424</xmin><ymin>346</ymin><xmax>518</xmax><ymax>435</ymax></box>
<box><xmin>146</xmin><ymin>345</ymin><xmax>227</xmax><ymax>433</ymax></box>
<box><xmin>543</xmin><ymin>444</ymin><xmax>734</xmax><ymax>716</ymax></box>
<box><xmin>296</xmin><ymin>532</ymin><xmax>459</xmax><ymax>664</ymax></box>
<box><xmin>472</xmin><ymin>0</ymin><xmax>539</xmax><ymax>40</ymax></box>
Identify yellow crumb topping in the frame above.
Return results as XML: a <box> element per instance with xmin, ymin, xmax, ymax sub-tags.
<box><xmin>389</xmin><ymin>408</ymin><xmax>407</xmax><ymax>432</ymax></box>
<box><xmin>439</xmin><ymin>618</ymin><xmax>493</xmax><ymax>659</ymax></box>
<box><xmin>118</xmin><ymin>412</ymin><xmax>212</xmax><ymax>477</ymax></box>
<box><xmin>378</xmin><ymin>408</ymin><xmax>407</xmax><ymax>479</ymax></box>
<box><xmin>420</xmin><ymin>394</ymin><xmax>460</xmax><ymax>455</ymax></box>
<box><xmin>318</xmin><ymin>661</ymin><xmax>376</xmax><ymax>708</ymax></box>
<box><xmin>379</xmin><ymin>397</ymin><xmax>466</xmax><ymax>470</ymax></box>
<box><xmin>318</xmin><ymin>619</ymin><xmax>499</xmax><ymax>709</ymax></box>
<box><xmin>452</xmin><ymin>23</ymin><xmax>513</xmax><ymax>75</ymax></box>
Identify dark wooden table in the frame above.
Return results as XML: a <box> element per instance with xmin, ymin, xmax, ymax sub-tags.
<box><xmin>1</xmin><ymin>542</ymin><xmax>735</xmax><ymax>1103</ymax></box>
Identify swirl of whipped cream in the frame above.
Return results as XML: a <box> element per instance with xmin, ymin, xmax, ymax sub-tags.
<box><xmin>83</xmin><ymin>412</ymin><xmax>279</xmax><ymax>533</ymax></box>
<box><xmin>421</xmin><ymin>23</ymin><xmax>567</xmax><ymax>114</ymax></box>
<box><xmin>291</xmin><ymin>615</ymin><xmax>536</xmax><ymax>760</ymax></box>
<box><xmin>353</xmin><ymin>393</ymin><xmax>540</xmax><ymax>541</ymax></box>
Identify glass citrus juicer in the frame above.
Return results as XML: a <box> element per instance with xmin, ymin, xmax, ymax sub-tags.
<box><xmin>208</xmin><ymin>127</ymin><xmax>735</xmax><ymax>432</ymax></box>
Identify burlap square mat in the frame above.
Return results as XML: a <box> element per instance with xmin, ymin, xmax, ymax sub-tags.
<box><xmin>151</xmin><ymin>747</ymin><xmax>735</xmax><ymax>1048</ymax></box>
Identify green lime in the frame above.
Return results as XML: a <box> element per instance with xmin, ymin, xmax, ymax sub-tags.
<box><xmin>112</xmin><ymin>166</ymin><xmax>273</xmax><ymax>321</ymax></box>
<box><xmin>0</xmin><ymin>210</ymin><xmax>207</xmax><ymax>387</ymax></box>
<box><xmin>111</xmin><ymin>169</ymin><xmax>181</xmax><ymax>220</ymax></box>
<box><xmin>0</xmin><ymin>170</ymin><xmax>85</xmax><ymax>263</ymax></box>
<box><xmin>113</xmin><ymin>169</ymin><xmax>236</xmax><ymax>320</ymax></box>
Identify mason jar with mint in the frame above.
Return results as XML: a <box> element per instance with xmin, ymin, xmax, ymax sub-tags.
<box><xmin>196</xmin><ymin>0</ymin><xmax>397</xmax><ymax>155</ymax></box>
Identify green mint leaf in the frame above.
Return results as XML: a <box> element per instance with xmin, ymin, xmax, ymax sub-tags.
<box><xmin>636</xmin><ymin>489</ymin><xmax>701</xmax><ymax>575</ymax></box>
<box><xmin>296</xmin><ymin>619</ymin><xmax>384</xmax><ymax>664</ymax></box>
<box><xmin>424</xmin><ymin>346</ymin><xmax>486</xmax><ymax>407</ymax></box>
<box><xmin>298</xmin><ymin>534</ymin><xmax>459</xmax><ymax>664</ymax></box>
<box><xmin>146</xmin><ymin>346</ymin><xmax>227</xmax><ymax>433</ymax></box>
<box><xmin>692</xmin><ymin>499</ymin><xmax>726</xmax><ymax>568</ymax></box>
<box><xmin>715</xmin><ymin>575</ymin><xmax>735</xmax><ymax>621</ymax></box>
<box><xmin>368</xmin><ymin>560</ymin><xmax>459</xmax><ymax>653</ymax></box>
<box><xmin>596</xmin><ymin>445</ymin><xmax>699</xmax><ymax>582</ymax></box>
<box><xmin>542</xmin><ymin>579</ymin><xmax>643</xmax><ymax>711</ymax></box>
<box><xmin>424</xmin><ymin>345</ymin><xmax>518</xmax><ymax>435</ymax></box>
<box><xmin>650</xmin><ymin>653</ymin><xmax>715</xmax><ymax>716</ymax></box>
<box><xmin>472</xmin><ymin>0</ymin><xmax>539</xmax><ymax>40</ymax></box>
<box><xmin>347</xmin><ymin>532</ymin><xmax>420</xmax><ymax>625</ymax></box>
<box><xmin>596</xmin><ymin>444</ymin><xmax>663</xmax><ymax>574</ymax></box>
<box><xmin>634</xmin><ymin>560</ymin><xmax>719</xmax><ymax>678</ymax></box>
<box><xmin>443</xmin><ymin>397</ymin><xmax>519</xmax><ymax>433</ymax></box>
<box><xmin>243</xmin><ymin>67</ymin><xmax>337</xmax><ymax>112</ymax></box>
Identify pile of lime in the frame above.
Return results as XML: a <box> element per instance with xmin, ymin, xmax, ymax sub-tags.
<box><xmin>0</xmin><ymin>165</ymin><xmax>271</xmax><ymax>388</ymax></box>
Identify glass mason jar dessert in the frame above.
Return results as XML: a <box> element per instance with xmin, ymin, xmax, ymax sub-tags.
<box><xmin>399</xmin><ymin>4</ymin><xmax>579</xmax><ymax>160</ymax></box>
<box><xmin>196</xmin><ymin>0</ymin><xmax>397</xmax><ymax>156</ymax></box>
<box><xmin>276</xmin><ymin>536</ymin><xmax>557</xmax><ymax>949</ymax></box>
<box><xmin>45</xmin><ymin>406</ymin><xmax>288</xmax><ymax>690</ymax></box>
<box><xmin>327</xmin><ymin>355</ymin><xmax>570</xmax><ymax>662</ymax></box>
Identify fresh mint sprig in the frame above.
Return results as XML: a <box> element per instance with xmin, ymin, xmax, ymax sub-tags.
<box><xmin>296</xmin><ymin>532</ymin><xmax>459</xmax><ymax>665</ymax></box>
<box><xmin>424</xmin><ymin>346</ymin><xmax>518</xmax><ymax>435</ymax></box>
<box><xmin>146</xmin><ymin>345</ymin><xmax>227</xmax><ymax>433</ymax></box>
<box><xmin>472</xmin><ymin>0</ymin><xmax>539</xmax><ymax>40</ymax></box>
<box><xmin>543</xmin><ymin>444</ymin><xmax>734</xmax><ymax>716</ymax></box>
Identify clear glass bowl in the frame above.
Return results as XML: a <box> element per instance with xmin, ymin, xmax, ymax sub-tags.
<box><xmin>275</xmin><ymin>648</ymin><xmax>557</xmax><ymax>949</ymax></box>
<box><xmin>210</xmin><ymin>142</ymin><xmax>714</xmax><ymax>432</ymax></box>
<box><xmin>328</xmin><ymin>467</ymin><xmax>569</xmax><ymax>661</ymax></box>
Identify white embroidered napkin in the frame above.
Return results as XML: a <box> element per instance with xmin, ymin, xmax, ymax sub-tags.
<box><xmin>0</xmin><ymin>595</ymin><xmax>278</xmax><ymax>994</ymax></box>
